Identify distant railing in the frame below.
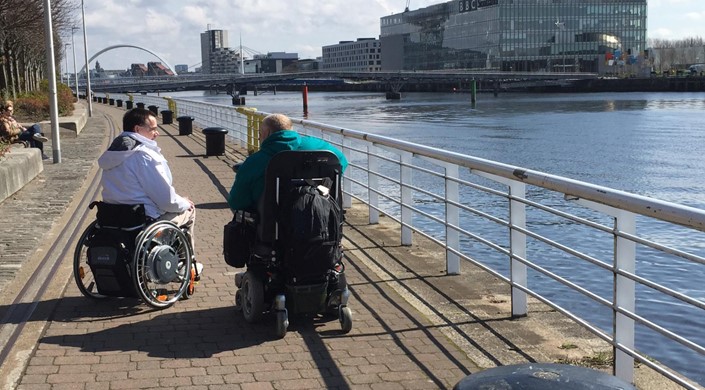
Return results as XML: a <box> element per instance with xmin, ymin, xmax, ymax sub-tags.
<box><xmin>106</xmin><ymin>92</ymin><xmax>705</xmax><ymax>389</ymax></box>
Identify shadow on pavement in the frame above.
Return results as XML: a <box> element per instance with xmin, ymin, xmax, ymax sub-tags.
<box><xmin>39</xmin><ymin>305</ymin><xmax>272</xmax><ymax>358</ymax></box>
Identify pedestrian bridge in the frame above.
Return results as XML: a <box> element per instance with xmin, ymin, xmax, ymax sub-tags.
<box><xmin>84</xmin><ymin>70</ymin><xmax>598</xmax><ymax>94</ymax></box>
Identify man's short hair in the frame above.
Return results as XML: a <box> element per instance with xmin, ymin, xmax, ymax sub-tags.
<box><xmin>123</xmin><ymin>108</ymin><xmax>155</xmax><ymax>132</ymax></box>
<box><xmin>262</xmin><ymin>114</ymin><xmax>292</xmax><ymax>133</ymax></box>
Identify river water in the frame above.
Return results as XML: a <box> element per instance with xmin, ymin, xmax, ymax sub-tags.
<box><xmin>170</xmin><ymin>89</ymin><xmax>705</xmax><ymax>385</ymax></box>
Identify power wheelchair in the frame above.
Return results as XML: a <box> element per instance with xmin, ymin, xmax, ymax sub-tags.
<box><xmin>73</xmin><ymin>201</ymin><xmax>197</xmax><ymax>309</ymax></box>
<box><xmin>227</xmin><ymin>150</ymin><xmax>352</xmax><ymax>338</ymax></box>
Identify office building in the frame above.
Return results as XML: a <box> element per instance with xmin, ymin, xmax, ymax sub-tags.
<box><xmin>322</xmin><ymin>38</ymin><xmax>382</xmax><ymax>72</ymax></box>
<box><xmin>380</xmin><ymin>0</ymin><xmax>647</xmax><ymax>74</ymax></box>
<box><xmin>175</xmin><ymin>64</ymin><xmax>189</xmax><ymax>74</ymax></box>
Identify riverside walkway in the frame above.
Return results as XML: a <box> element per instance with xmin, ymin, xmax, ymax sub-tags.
<box><xmin>0</xmin><ymin>102</ymin><xmax>680</xmax><ymax>389</ymax></box>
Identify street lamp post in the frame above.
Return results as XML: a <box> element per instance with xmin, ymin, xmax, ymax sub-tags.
<box><xmin>42</xmin><ymin>0</ymin><xmax>61</xmax><ymax>163</ymax></box>
<box><xmin>81</xmin><ymin>0</ymin><xmax>92</xmax><ymax>116</ymax></box>
<box><xmin>64</xmin><ymin>43</ymin><xmax>70</xmax><ymax>86</ymax></box>
<box><xmin>71</xmin><ymin>26</ymin><xmax>79</xmax><ymax>101</ymax></box>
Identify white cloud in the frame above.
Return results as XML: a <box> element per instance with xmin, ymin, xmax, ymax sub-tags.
<box><xmin>684</xmin><ymin>11</ymin><xmax>705</xmax><ymax>20</ymax></box>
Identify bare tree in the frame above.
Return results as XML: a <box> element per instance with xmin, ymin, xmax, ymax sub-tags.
<box><xmin>0</xmin><ymin>0</ymin><xmax>78</xmax><ymax>97</ymax></box>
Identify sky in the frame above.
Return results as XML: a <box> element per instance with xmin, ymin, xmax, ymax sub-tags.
<box><xmin>61</xmin><ymin>0</ymin><xmax>705</xmax><ymax>73</ymax></box>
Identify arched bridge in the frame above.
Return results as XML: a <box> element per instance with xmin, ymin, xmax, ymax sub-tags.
<box><xmin>80</xmin><ymin>44</ymin><xmax>177</xmax><ymax>75</ymax></box>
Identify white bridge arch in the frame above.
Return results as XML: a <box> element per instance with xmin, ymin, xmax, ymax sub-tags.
<box><xmin>80</xmin><ymin>44</ymin><xmax>177</xmax><ymax>75</ymax></box>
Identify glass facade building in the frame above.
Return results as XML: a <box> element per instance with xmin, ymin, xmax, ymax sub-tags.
<box><xmin>380</xmin><ymin>0</ymin><xmax>647</xmax><ymax>74</ymax></box>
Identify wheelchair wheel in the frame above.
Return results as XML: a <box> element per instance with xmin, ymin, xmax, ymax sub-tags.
<box><xmin>339</xmin><ymin>306</ymin><xmax>353</xmax><ymax>334</ymax></box>
<box><xmin>240</xmin><ymin>271</ymin><xmax>264</xmax><ymax>323</ymax></box>
<box><xmin>73</xmin><ymin>221</ymin><xmax>108</xmax><ymax>300</ymax></box>
<box><xmin>132</xmin><ymin>221</ymin><xmax>192</xmax><ymax>309</ymax></box>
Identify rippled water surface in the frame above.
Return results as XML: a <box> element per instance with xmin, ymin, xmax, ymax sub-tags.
<box><xmin>171</xmin><ymin>90</ymin><xmax>705</xmax><ymax>384</ymax></box>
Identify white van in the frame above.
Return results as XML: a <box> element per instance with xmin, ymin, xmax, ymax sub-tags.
<box><xmin>688</xmin><ymin>64</ymin><xmax>705</xmax><ymax>75</ymax></box>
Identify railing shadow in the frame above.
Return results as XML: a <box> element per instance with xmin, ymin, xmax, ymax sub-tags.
<box><xmin>343</xmin><ymin>214</ymin><xmax>540</xmax><ymax>368</ymax></box>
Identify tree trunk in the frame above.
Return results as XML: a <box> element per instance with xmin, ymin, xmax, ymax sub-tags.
<box><xmin>13</xmin><ymin>54</ymin><xmax>22</xmax><ymax>95</ymax></box>
<box><xmin>7</xmin><ymin>48</ymin><xmax>16</xmax><ymax>99</ymax></box>
<box><xmin>0</xmin><ymin>43</ymin><xmax>7</xmax><ymax>95</ymax></box>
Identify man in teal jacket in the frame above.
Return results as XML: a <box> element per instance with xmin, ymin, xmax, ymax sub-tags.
<box><xmin>228</xmin><ymin>113</ymin><xmax>348</xmax><ymax>211</ymax></box>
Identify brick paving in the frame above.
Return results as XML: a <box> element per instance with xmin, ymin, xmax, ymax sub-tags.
<box><xmin>2</xmin><ymin>102</ymin><xmax>479</xmax><ymax>389</ymax></box>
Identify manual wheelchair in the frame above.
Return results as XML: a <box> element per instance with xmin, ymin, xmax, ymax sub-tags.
<box><xmin>73</xmin><ymin>201</ymin><xmax>197</xmax><ymax>309</ymax></box>
<box><xmin>227</xmin><ymin>150</ymin><xmax>352</xmax><ymax>338</ymax></box>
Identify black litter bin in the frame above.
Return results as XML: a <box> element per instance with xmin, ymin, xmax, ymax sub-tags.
<box><xmin>161</xmin><ymin>110</ymin><xmax>173</xmax><ymax>125</ymax></box>
<box><xmin>136</xmin><ymin>102</ymin><xmax>145</xmax><ymax>109</ymax></box>
<box><xmin>116</xmin><ymin>99</ymin><xmax>123</xmax><ymax>108</ymax></box>
<box><xmin>147</xmin><ymin>105</ymin><xmax>159</xmax><ymax>116</ymax></box>
<box><xmin>202</xmin><ymin>127</ymin><xmax>228</xmax><ymax>156</ymax></box>
<box><xmin>109</xmin><ymin>98</ymin><xmax>115</xmax><ymax>105</ymax></box>
<box><xmin>453</xmin><ymin>364</ymin><xmax>636</xmax><ymax>390</ymax></box>
<box><xmin>125</xmin><ymin>100</ymin><xmax>134</xmax><ymax>110</ymax></box>
<box><xmin>92</xmin><ymin>96</ymin><xmax>97</xmax><ymax>102</ymax></box>
<box><xmin>177</xmin><ymin>116</ymin><xmax>194</xmax><ymax>136</ymax></box>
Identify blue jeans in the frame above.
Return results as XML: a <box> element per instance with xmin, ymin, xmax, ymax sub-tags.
<box><xmin>18</xmin><ymin>124</ymin><xmax>44</xmax><ymax>152</ymax></box>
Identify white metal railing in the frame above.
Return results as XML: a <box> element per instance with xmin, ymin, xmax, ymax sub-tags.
<box><xmin>111</xmin><ymin>95</ymin><xmax>705</xmax><ymax>389</ymax></box>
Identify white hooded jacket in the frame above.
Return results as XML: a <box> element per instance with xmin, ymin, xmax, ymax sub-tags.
<box><xmin>97</xmin><ymin>131</ymin><xmax>190</xmax><ymax>219</ymax></box>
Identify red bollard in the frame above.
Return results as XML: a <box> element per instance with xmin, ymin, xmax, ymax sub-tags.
<box><xmin>302</xmin><ymin>84</ymin><xmax>308</xmax><ymax>115</ymax></box>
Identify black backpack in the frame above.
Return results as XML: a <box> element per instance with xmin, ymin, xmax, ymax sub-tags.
<box><xmin>279</xmin><ymin>178</ymin><xmax>343</xmax><ymax>281</ymax></box>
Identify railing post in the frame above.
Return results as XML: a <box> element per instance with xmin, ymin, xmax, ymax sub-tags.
<box><xmin>342</xmin><ymin>137</ymin><xmax>352</xmax><ymax>209</ymax></box>
<box><xmin>509</xmin><ymin>181</ymin><xmax>528</xmax><ymax>317</ymax></box>
<box><xmin>400</xmin><ymin>151</ymin><xmax>413</xmax><ymax>246</ymax></box>
<box><xmin>246</xmin><ymin>110</ymin><xmax>255</xmax><ymax>154</ymax></box>
<box><xmin>445</xmin><ymin>163</ymin><xmax>460</xmax><ymax>274</ymax></box>
<box><xmin>253</xmin><ymin>114</ymin><xmax>261</xmax><ymax>152</ymax></box>
<box><xmin>368</xmin><ymin>145</ymin><xmax>380</xmax><ymax>224</ymax></box>
<box><xmin>614</xmin><ymin>210</ymin><xmax>636</xmax><ymax>384</ymax></box>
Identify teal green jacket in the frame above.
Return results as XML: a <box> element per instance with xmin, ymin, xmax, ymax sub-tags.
<box><xmin>228</xmin><ymin>130</ymin><xmax>348</xmax><ymax>211</ymax></box>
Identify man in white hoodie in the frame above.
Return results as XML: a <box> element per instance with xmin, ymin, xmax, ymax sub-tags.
<box><xmin>97</xmin><ymin>108</ymin><xmax>202</xmax><ymax>279</ymax></box>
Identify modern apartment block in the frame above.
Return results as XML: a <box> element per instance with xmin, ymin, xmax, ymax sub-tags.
<box><xmin>200</xmin><ymin>29</ymin><xmax>236</xmax><ymax>74</ymax></box>
<box><xmin>322</xmin><ymin>38</ymin><xmax>382</xmax><ymax>72</ymax></box>
<box><xmin>380</xmin><ymin>0</ymin><xmax>647</xmax><ymax>74</ymax></box>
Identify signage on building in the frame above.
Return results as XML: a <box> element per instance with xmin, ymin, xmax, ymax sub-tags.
<box><xmin>458</xmin><ymin>0</ymin><xmax>498</xmax><ymax>13</ymax></box>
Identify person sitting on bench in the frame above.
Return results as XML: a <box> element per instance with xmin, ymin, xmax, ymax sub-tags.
<box><xmin>0</xmin><ymin>99</ymin><xmax>49</xmax><ymax>159</ymax></box>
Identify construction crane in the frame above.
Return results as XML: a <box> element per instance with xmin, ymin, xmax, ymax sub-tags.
<box><xmin>405</xmin><ymin>0</ymin><xmax>410</xmax><ymax>12</ymax></box>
